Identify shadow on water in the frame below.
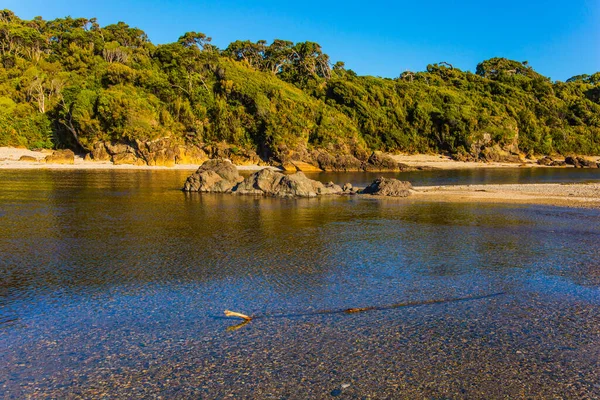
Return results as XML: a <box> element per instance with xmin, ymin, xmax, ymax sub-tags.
<box><xmin>218</xmin><ymin>291</ymin><xmax>507</xmax><ymax>331</ymax></box>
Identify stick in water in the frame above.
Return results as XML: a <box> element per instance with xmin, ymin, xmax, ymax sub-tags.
<box><xmin>224</xmin><ymin>310</ymin><xmax>252</xmax><ymax>321</ymax></box>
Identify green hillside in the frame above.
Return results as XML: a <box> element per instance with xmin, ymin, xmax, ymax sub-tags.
<box><xmin>1</xmin><ymin>9</ymin><xmax>599</xmax><ymax>163</ymax></box>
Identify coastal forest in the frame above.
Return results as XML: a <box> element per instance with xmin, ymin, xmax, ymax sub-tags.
<box><xmin>1</xmin><ymin>9</ymin><xmax>599</xmax><ymax>164</ymax></box>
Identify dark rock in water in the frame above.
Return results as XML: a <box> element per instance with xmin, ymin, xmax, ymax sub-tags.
<box><xmin>361</xmin><ymin>177</ymin><xmax>413</xmax><ymax>197</ymax></box>
<box><xmin>182</xmin><ymin>160</ymin><xmax>243</xmax><ymax>192</ymax></box>
<box><xmin>234</xmin><ymin>169</ymin><xmax>343</xmax><ymax>198</ymax></box>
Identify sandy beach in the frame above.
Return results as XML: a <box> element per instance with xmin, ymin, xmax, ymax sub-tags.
<box><xmin>391</xmin><ymin>153</ymin><xmax>600</xmax><ymax>169</ymax></box>
<box><xmin>411</xmin><ymin>183</ymin><xmax>600</xmax><ymax>209</ymax></box>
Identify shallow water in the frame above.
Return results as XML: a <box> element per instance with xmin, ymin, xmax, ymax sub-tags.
<box><xmin>1</xmin><ymin>169</ymin><xmax>599</xmax><ymax>398</ymax></box>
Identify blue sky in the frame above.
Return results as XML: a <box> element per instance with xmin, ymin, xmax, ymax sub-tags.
<box><xmin>5</xmin><ymin>0</ymin><xmax>599</xmax><ymax>81</ymax></box>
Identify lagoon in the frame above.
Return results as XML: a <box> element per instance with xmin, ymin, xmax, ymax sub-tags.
<box><xmin>1</xmin><ymin>169</ymin><xmax>599</xmax><ymax>398</ymax></box>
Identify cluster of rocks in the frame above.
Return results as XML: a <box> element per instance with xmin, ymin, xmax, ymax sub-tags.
<box><xmin>277</xmin><ymin>146</ymin><xmax>419</xmax><ymax>172</ymax></box>
<box><xmin>85</xmin><ymin>139</ymin><xmax>265</xmax><ymax>167</ymax></box>
<box><xmin>19</xmin><ymin>149</ymin><xmax>76</xmax><ymax>164</ymax></box>
<box><xmin>538</xmin><ymin>156</ymin><xmax>599</xmax><ymax>168</ymax></box>
<box><xmin>182</xmin><ymin>160</ymin><xmax>413</xmax><ymax>198</ymax></box>
<box><xmin>537</xmin><ymin>156</ymin><xmax>566</xmax><ymax>167</ymax></box>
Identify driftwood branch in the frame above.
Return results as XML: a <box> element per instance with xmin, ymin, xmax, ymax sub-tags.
<box><xmin>224</xmin><ymin>310</ymin><xmax>252</xmax><ymax>321</ymax></box>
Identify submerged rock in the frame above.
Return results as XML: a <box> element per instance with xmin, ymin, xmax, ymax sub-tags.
<box><xmin>360</xmin><ymin>177</ymin><xmax>413</xmax><ymax>197</ymax></box>
<box><xmin>182</xmin><ymin>159</ymin><xmax>244</xmax><ymax>192</ymax></box>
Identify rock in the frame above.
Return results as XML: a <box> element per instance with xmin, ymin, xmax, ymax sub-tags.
<box><xmin>281</xmin><ymin>162</ymin><xmax>298</xmax><ymax>172</ymax></box>
<box><xmin>315</xmin><ymin>152</ymin><xmax>363</xmax><ymax>171</ymax></box>
<box><xmin>90</xmin><ymin>143</ymin><xmax>111</xmax><ymax>161</ymax></box>
<box><xmin>480</xmin><ymin>144</ymin><xmax>521</xmax><ymax>163</ymax></box>
<box><xmin>45</xmin><ymin>149</ymin><xmax>75</xmax><ymax>164</ymax></box>
<box><xmin>182</xmin><ymin>159</ymin><xmax>244</xmax><ymax>192</ymax></box>
<box><xmin>203</xmin><ymin>143</ymin><xmax>261</xmax><ymax>166</ymax></box>
<box><xmin>105</xmin><ymin>142</ymin><xmax>132</xmax><ymax>156</ymax></box>
<box><xmin>565</xmin><ymin>156</ymin><xmax>597</xmax><ymax>168</ymax></box>
<box><xmin>291</xmin><ymin>161</ymin><xmax>322</xmax><ymax>172</ymax></box>
<box><xmin>537</xmin><ymin>156</ymin><xmax>554</xmax><ymax>166</ymax></box>
<box><xmin>365</xmin><ymin>152</ymin><xmax>404</xmax><ymax>171</ymax></box>
<box><xmin>550</xmin><ymin>160</ymin><xmax>567</xmax><ymax>167</ymax></box>
<box><xmin>175</xmin><ymin>146</ymin><xmax>208</xmax><ymax>165</ymax></box>
<box><xmin>112</xmin><ymin>153</ymin><xmax>144</xmax><ymax>165</ymax></box>
<box><xmin>342</xmin><ymin>183</ymin><xmax>353</xmax><ymax>192</ymax></box>
<box><xmin>565</xmin><ymin>156</ymin><xmax>580</xmax><ymax>168</ymax></box>
<box><xmin>361</xmin><ymin>177</ymin><xmax>413</xmax><ymax>197</ymax></box>
<box><xmin>234</xmin><ymin>169</ymin><xmax>342</xmax><ymax>198</ymax></box>
<box><xmin>18</xmin><ymin>155</ymin><xmax>38</xmax><ymax>162</ymax></box>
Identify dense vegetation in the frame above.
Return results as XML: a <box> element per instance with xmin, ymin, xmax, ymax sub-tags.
<box><xmin>1</xmin><ymin>9</ymin><xmax>599</xmax><ymax>161</ymax></box>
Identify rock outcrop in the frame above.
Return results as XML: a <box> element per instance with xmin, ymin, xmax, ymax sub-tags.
<box><xmin>360</xmin><ymin>177</ymin><xmax>413</xmax><ymax>197</ymax></box>
<box><xmin>234</xmin><ymin>169</ymin><xmax>343</xmax><ymax>198</ymax></box>
<box><xmin>183</xmin><ymin>160</ymin><xmax>412</xmax><ymax>198</ymax></box>
<box><xmin>182</xmin><ymin>160</ymin><xmax>244</xmax><ymax>192</ymax></box>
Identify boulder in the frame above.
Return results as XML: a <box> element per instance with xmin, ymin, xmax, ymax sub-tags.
<box><xmin>361</xmin><ymin>177</ymin><xmax>413</xmax><ymax>197</ymax></box>
<box><xmin>234</xmin><ymin>169</ymin><xmax>343</xmax><ymax>198</ymax></box>
<box><xmin>105</xmin><ymin>142</ymin><xmax>133</xmax><ymax>156</ymax></box>
<box><xmin>565</xmin><ymin>156</ymin><xmax>598</xmax><ymax>168</ymax></box>
<box><xmin>315</xmin><ymin>152</ymin><xmax>363</xmax><ymax>171</ymax></box>
<box><xmin>281</xmin><ymin>162</ymin><xmax>298</xmax><ymax>172</ymax></box>
<box><xmin>45</xmin><ymin>149</ymin><xmax>75</xmax><ymax>164</ymax></box>
<box><xmin>182</xmin><ymin>159</ymin><xmax>244</xmax><ymax>192</ymax></box>
<box><xmin>290</xmin><ymin>161</ymin><xmax>322</xmax><ymax>172</ymax></box>
<box><xmin>90</xmin><ymin>143</ymin><xmax>111</xmax><ymax>161</ymax></box>
<box><xmin>365</xmin><ymin>152</ymin><xmax>404</xmax><ymax>171</ymax></box>
<box><xmin>537</xmin><ymin>156</ymin><xmax>554</xmax><ymax>166</ymax></box>
<box><xmin>18</xmin><ymin>155</ymin><xmax>38</xmax><ymax>162</ymax></box>
<box><xmin>112</xmin><ymin>153</ymin><xmax>144</xmax><ymax>166</ymax></box>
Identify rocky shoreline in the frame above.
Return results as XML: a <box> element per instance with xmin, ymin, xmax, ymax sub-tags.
<box><xmin>1</xmin><ymin>145</ymin><xmax>599</xmax><ymax>172</ymax></box>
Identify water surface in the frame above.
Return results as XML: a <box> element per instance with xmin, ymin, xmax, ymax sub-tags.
<box><xmin>1</xmin><ymin>169</ymin><xmax>599</xmax><ymax>398</ymax></box>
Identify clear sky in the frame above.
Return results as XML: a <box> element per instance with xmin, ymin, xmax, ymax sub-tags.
<box><xmin>5</xmin><ymin>0</ymin><xmax>599</xmax><ymax>81</ymax></box>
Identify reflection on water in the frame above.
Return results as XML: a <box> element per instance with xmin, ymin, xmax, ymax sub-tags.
<box><xmin>1</xmin><ymin>169</ymin><xmax>599</xmax><ymax>398</ymax></box>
